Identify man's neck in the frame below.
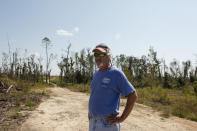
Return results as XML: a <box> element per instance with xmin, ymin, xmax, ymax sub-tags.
<box><xmin>99</xmin><ymin>65</ymin><xmax>112</xmax><ymax>71</ymax></box>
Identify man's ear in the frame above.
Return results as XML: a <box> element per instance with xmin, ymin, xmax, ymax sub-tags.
<box><xmin>107</xmin><ymin>54</ymin><xmax>112</xmax><ymax>63</ymax></box>
<box><xmin>107</xmin><ymin>54</ymin><xmax>112</xmax><ymax>59</ymax></box>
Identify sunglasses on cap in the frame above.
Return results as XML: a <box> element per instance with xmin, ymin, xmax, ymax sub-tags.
<box><xmin>94</xmin><ymin>53</ymin><xmax>106</xmax><ymax>57</ymax></box>
<box><xmin>96</xmin><ymin>45</ymin><xmax>109</xmax><ymax>51</ymax></box>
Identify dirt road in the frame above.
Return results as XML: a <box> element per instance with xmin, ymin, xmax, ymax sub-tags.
<box><xmin>18</xmin><ymin>86</ymin><xmax>197</xmax><ymax>131</ymax></box>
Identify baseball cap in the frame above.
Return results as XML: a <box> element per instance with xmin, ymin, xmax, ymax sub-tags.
<box><xmin>92</xmin><ymin>43</ymin><xmax>110</xmax><ymax>54</ymax></box>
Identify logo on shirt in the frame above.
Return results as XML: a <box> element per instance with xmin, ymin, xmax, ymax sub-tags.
<box><xmin>102</xmin><ymin>77</ymin><xmax>111</xmax><ymax>84</ymax></box>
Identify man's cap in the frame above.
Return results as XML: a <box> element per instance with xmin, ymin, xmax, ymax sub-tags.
<box><xmin>92</xmin><ymin>43</ymin><xmax>110</xmax><ymax>54</ymax></box>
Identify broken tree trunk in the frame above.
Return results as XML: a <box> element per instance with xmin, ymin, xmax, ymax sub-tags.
<box><xmin>0</xmin><ymin>81</ymin><xmax>5</xmax><ymax>87</ymax></box>
<box><xmin>6</xmin><ymin>85</ymin><xmax>13</xmax><ymax>93</ymax></box>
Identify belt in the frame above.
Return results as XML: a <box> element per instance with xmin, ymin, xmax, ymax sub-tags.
<box><xmin>91</xmin><ymin>117</ymin><xmax>103</xmax><ymax>120</ymax></box>
<box><xmin>90</xmin><ymin>114</ymin><xmax>118</xmax><ymax>120</ymax></box>
<box><xmin>90</xmin><ymin>115</ymin><xmax>106</xmax><ymax>120</ymax></box>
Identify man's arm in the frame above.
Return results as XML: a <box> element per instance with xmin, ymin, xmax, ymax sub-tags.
<box><xmin>119</xmin><ymin>91</ymin><xmax>138</xmax><ymax>121</ymax></box>
<box><xmin>88</xmin><ymin>112</ymin><xmax>90</xmax><ymax>120</ymax></box>
<box><xmin>107</xmin><ymin>91</ymin><xmax>138</xmax><ymax>124</ymax></box>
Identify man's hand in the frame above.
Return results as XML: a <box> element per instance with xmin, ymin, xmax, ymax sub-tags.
<box><xmin>88</xmin><ymin>112</ymin><xmax>90</xmax><ymax>120</ymax></box>
<box><xmin>107</xmin><ymin>92</ymin><xmax>137</xmax><ymax>125</ymax></box>
<box><xmin>106</xmin><ymin>114</ymin><xmax>123</xmax><ymax>125</ymax></box>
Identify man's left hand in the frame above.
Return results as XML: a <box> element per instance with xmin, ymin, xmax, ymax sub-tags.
<box><xmin>106</xmin><ymin>114</ymin><xmax>123</xmax><ymax>125</ymax></box>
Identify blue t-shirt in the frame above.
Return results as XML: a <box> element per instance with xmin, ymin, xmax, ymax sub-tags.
<box><xmin>88</xmin><ymin>67</ymin><xmax>136</xmax><ymax>118</ymax></box>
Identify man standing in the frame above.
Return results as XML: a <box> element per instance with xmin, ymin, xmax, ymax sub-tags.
<box><xmin>88</xmin><ymin>43</ymin><xmax>138</xmax><ymax>131</ymax></box>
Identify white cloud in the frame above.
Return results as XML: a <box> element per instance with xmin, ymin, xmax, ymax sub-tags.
<box><xmin>56</xmin><ymin>29</ymin><xmax>73</xmax><ymax>36</ymax></box>
<box><xmin>115</xmin><ymin>33</ymin><xmax>121</xmax><ymax>40</ymax></box>
<box><xmin>34</xmin><ymin>52</ymin><xmax>40</xmax><ymax>57</ymax></box>
<box><xmin>56</xmin><ymin>27</ymin><xmax>79</xmax><ymax>37</ymax></box>
<box><xmin>73</xmin><ymin>27</ymin><xmax>79</xmax><ymax>33</ymax></box>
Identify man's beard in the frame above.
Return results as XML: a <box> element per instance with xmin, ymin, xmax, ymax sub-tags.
<box><xmin>96</xmin><ymin>62</ymin><xmax>103</xmax><ymax>68</ymax></box>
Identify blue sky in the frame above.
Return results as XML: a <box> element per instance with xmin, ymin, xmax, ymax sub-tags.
<box><xmin>1</xmin><ymin>0</ymin><xmax>197</xmax><ymax>75</ymax></box>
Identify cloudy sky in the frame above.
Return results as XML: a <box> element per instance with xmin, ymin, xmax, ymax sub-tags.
<box><xmin>1</xmin><ymin>0</ymin><xmax>197</xmax><ymax>75</ymax></box>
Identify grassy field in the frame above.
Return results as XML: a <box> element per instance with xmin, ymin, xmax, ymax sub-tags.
<box><xmin>137</xmin><ymin>86</ymin><xmax>197</xmax><ymax>121</ymax></box>
<box><xmin>51</xmin><ymin>76</ymin><xmax>197</xmax><ymax>122</ymax></box>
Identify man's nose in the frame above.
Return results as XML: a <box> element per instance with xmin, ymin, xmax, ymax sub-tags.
<box><xmin>95</xmin><ymin>57</ymin><xmax>101</xmax><ymax>60</ymax></box>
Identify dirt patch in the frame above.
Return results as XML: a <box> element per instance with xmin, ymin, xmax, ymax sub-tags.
<box><xmin>18</xmin><ymin>86</ymin><xmax>197</xmax><ymax>131</ymax></box>
<box><xmin>0</xmin><ymin>90</ymin><xmax>48</xmax><ymax>131</ymax></box>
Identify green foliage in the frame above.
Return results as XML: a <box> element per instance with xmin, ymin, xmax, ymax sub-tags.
<box><xmin>25</xmin><ymin>100</ymin><xmax>36</xmax><ymax>107</ymax></box>
<box><xmin>193</xmin><ymin>81</ymin><xmax>197</xmax><ymax>95</ymax></box>
<box><xmin>137</xmin><ymin>86</ymin><xmax>197</xmax><ymax>121</ymax></box>
<box><xmin>163</xmin><ymin>72</ymin><xmax>171</xmax><ymax>88</ymax></box>
<box><xmin>57</xmin><ymin>47</ymin><xmax>94</xmax><ymax>85</ymax></box>
<box><xmin>14</xmin><ymin>93</ymin><xmax>21</xmax><ymax>107</ymax></box>
<box><xmin>62</xmin><ymin>83</ymin><xmax>90</xmax><ymax>93</ymax></box>
<box><xmin>137</xmin><ymin>86</ymin><xmax>171</xmax><ymax>105</ymax></box>
<box><xmin>0</xmin><ymin>75</ymin><xmax>50</xmax><ymax>107</ymax></box>
<box><xmin>171</xmin><ymin>94</ymin><xmax>197</xmax><ymax>121</ymax></box>
<box><xmin>177</xmin><ymin>77</ymin><xmax>186</xmax><ymax>87</ymax></box>
<box><xmin>41</xmin><ymin>90</ymin><xmax>46</xmax><ymax>95</ymax></box>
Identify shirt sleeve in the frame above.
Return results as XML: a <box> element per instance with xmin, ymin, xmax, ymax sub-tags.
<box><xmin>116</xmin><ymin>70</ymin><xmax>136</xmax><ymax>97</ymax></box>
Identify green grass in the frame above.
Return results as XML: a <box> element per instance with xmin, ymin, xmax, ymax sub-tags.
<box><xmin>136</xmin><ymin>86</ymin><xmax>197</xmax><ymax>121</ymax></box>
<box><xmin>25</xmin><ymin>100</ymin><xmax>36</xmax><ymax>107</ymax></box>
<box><xmin>50</xmin><ymin>76</ymin><xmax>59</xmax><ymax>85</ymax></box>
<box><xmin>50</xmin><ymin>76</ymin><xmax>91</xmax><ymax>93</ymax></box>
<box><xmin>59</xmin><ymin>82</ymin><xmax>90</xmax><ymax>93</ymax></box>
<box><xmin>0</xmin><ymin>75</ymin><xmax>53</xmax><ymax>93</ymax></box>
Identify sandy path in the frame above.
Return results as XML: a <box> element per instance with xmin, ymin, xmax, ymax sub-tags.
<box><xmin>18</xmin><ymin>86</ymin><xmax>197</xmax><ymax>131</ymax></box>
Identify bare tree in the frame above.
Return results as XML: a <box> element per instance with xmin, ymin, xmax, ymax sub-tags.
<box><xmin>42</xmin><ymin>37</ymin><xmax>52</xmax><ymax>83</ymax></box>
<box><xmin>170</xmin><ymin>59</ymin><xmax>180</xmax><ymax>79</ymax></box>
<box><xmin>1</xmin><ymin>52</ymin><xmax>9</xmax><ymax>74</ymax></box>
<box><xmin>62</xmin><ymin>43</ymin><xmax>71</xmax><ymax>81</ymax></box>
<box><xmin>7</xmin><ymin>33</ymin><xmax>12</xmax><ymax>70</ymax></box>
<box><xmin>182</xmin><ymin>60</ymin><xmax>191</xmax><ymax>79</ymax></box>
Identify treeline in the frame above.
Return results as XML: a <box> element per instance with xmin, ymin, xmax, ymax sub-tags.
<box><xmin>116</xmin><ymin>47</ymin><xmax>197</xmax><ymax>89</ymax></box>
<box><xmin>0</xmin><ymin>37</ymin><xmax>55</xmax><ymax>84</ymax></box>
<box><xmin>1</xmin><ymin>37</ymin><xmax>197</xmax><ymax>92</ymax></box>
<box><xmin>0</xmin><ymin>49</ymin><xmax>44</xmax><ymax>83</ymax></box>
<box><xmin>57</xmin><ymin>43</ymin><xmax>95</xmax><ymax>84</ymax></box>
<box><xmin>58</xmin><ymin>45</ymin><xmax>197</xmax><ymax>92</ymax></box>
